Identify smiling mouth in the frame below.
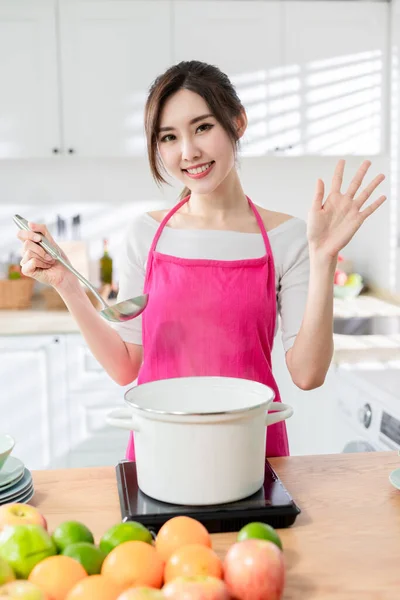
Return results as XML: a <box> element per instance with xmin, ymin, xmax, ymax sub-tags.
<box><xmin>183</xmin><ymin>161</ymin><xmax>215</xmax><ymax>177</ymax></box>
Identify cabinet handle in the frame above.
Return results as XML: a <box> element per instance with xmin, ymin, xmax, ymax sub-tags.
<box><xmin>53</xmin><ymin>337</ymin><xmax>59</xmax><ymax>344</ymax></box>
<box><xmin>68</xmin><ymin>148</ymin><xmax>75</xmax><ymax>154</ymax></box>
<box><xmin>52</xmin><ymin>148</ymin><xmax>60</xmax><ymax>154</ymax></box>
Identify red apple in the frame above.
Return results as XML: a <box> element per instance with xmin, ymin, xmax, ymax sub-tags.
<box><xmin>0</xmin><ymin>581</ymin><xmax>48</xmax><ymax>599</ymax></box>
<box><xmin>163</xmin><ymin>576</ymin><xmax>230</xmax><ymax>599</ymax></box>
<box><xmin>223</xmin><ymin>539</ymin><xmax>285</xmax><ymax>600</ymax></box>
<box><xmin>0</xmin><ymin>505</ymin><xmax>47</xmax><ymax>532</ymax></box>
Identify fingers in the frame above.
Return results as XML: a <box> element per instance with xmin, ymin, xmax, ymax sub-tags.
<box><xmin>312</xmin><ymin>179</ymin><xmax>325</xmax><ymax>209</ymax></box>
<box><xmin>17</xmin><ymin>228</ymin><xmax>42</xmax><ymax>244</ymax></box>
<box><xmin>331</xmin><ymin>159</ymin><xmax>345</xmax><ymax>193</ymax></box>
<box><xmin>20</xmin><ymin>240</ymin><xmax>55</xmax><ymax>265</ymax></box>
<box><xmin>345</xmin><ymin>160</ymin><xmax>372</xmax><ymax>198</ymax></box>
<box><xmin>20</xmin><ymin>256</ymin><xmax>54</xmax><ymax>277</ymax></box>
<box><xmin>354</xmin><ymin>173</ymin><xmax>386</xmax><ymax>208</ymax></box>
<box><xmin>360</xmin><ymin>195</ymin><xmax>387</xmax><ymax>220</ymax></box>
<box><xmin>16</xmin><ymin>222</ymin><xmax>55</xmax><ymax>245</ymax></box>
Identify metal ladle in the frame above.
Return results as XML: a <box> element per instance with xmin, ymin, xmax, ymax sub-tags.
<box><xmin>13</xmin><ymin>215</ymin><xmax>148</xmax><ymax>323</ymax></box>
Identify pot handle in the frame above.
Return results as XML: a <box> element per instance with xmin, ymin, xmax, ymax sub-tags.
<box><xmin>106</xmin><ymin>408</ymin><xmax>141</xmax><ymax>432</ymax></box>
<box><xmin>265</xmin><ymin>402</ymin><xmax>293</xmax><ymax>426</ymax></box>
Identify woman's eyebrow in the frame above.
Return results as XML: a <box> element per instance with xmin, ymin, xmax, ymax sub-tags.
<box><xmin>158</xmin><ymin>113</ymin><xmax>214</xmax><ymax>133</ymax></box>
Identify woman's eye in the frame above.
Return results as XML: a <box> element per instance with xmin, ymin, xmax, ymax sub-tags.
<box><xmin>160</xmin><ymin>134</ymin><xmax>176</xmax><ymax>143</ymax></box>
<box><xmin>196</xmin><ymin>123</ymin><xmax>213</xmax><ymax>133</ymax></box>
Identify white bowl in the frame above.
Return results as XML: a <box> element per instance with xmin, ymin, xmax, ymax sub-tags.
<box><xmin>0</xmin><ymin>434</ymin><xmax>15</xmax><ymax>472</ymax></box>
<box><xmin>334</xmin><ymin>283</ymin><xmax>364</xmax><ymax>299</ymax></box>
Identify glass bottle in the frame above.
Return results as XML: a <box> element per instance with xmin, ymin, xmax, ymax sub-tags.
<box><xmin>100</xmin><ymin>239</ymin><xmax>113</xmax><ymax>285</ymax></box>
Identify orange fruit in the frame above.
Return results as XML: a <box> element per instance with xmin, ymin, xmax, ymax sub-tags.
<box><xmin>66</xmin><ymin>574</ymin><xmax>123</xmax><ymax>600</ymax></box>
<box><xmin>155</xmin><ymin>516</ymin><xmax>211</xmax><ymax>562</ymax></box>
<box><xmin>101</xmin><ymin>541</ymin><xmax>164</xmax><ymax>589</ymax></box>
<box><xmin>28</xmin><ymin>555</ymin><xmax>87</xmax><ymax>600</ymax></box>
<box><xmin>164</xmin><ymin>543</ymin><xmax>223</xmax><ymax>583</ymax></box>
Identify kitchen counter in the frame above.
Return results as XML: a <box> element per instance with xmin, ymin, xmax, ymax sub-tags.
<box><xmin>31</xmin><ymin>452</ymin><xmax>400</xmax><ymax>599</ymax></box>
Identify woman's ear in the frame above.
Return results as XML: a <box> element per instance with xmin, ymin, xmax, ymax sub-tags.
<box><xmin>236</xmin><ymin>109</ymin><xmax>248</xmax><ymax>139</ymax></box>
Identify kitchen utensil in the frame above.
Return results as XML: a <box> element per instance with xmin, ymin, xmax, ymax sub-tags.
<box><xmin>116</xmin><ymin>459</ymin><xmax>301</xmax><ymax>533</ymax></box>
<box><xmin>0</xmin><ymin>434</ymin><xmax>14</xmax><ymax>471</ymax></box>
<box><xmin>106</xmin><ymin>376</ymin><xmax>294</xmax><ymax>505</ymax></box>
<box><xmin>0</xmin><ymin>456</ymin><xmax>25</xmax><ymax>487</ymax></box>
<box><xmin>13</xmin><ymin>215</ymin><xmax>148</xmax><ymax>322</ymax></box>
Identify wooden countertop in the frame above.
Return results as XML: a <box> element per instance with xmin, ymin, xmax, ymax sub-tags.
<box><xmin>31</xmin><ymin>452</ymin><xmax>400</xmax><ymax>599</ymax></box>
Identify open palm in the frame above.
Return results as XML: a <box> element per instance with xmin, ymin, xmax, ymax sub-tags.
<box><xmin>307</xmin><ymin>159</ymin><xmax>386</xmax><ymax>258</ymax></box>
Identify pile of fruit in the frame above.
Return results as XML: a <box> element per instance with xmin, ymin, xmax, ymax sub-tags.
<box><xmin>0</xmin><ymin>503</ymin><xmax>285</xmax><ymax>600</ymax></box>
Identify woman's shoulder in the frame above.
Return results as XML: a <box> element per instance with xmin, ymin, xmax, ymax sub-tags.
<box><xmin>255</xmin><ymin>206</ymin><xmax>306</xmax><ymax>236</ymax></box>
<box><xmin>147</xmin><ymin>209</ymin><xmax>169</xmax><ymax>223</ymax></box>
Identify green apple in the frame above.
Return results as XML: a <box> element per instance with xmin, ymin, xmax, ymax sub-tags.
<box><xmin>0</xmin><ymin>581</ymin><xmax>47</xmax><ymax>599</ymax></box>
<box><xmin>0</xmin><ymin>557</ymin><xmax>15</xmax><ymax>585</ymax></box>
<box><xmin>0</xmin><ymin>524</ymin><xmax>56</xmax><ymax>579</ymax></box>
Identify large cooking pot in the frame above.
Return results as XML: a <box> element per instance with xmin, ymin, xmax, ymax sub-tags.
<box><xmin>106</xmin><ymin>376</ymin><xmax>293</xmax><ymax>506</ymax></box>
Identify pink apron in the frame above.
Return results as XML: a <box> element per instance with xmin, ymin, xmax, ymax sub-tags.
<box><xmin>125</xmin><ymin>195</ymin><xmax>289</xmax><ymax>460</ymax></box>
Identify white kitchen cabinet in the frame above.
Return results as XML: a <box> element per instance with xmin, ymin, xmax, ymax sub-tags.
<box><xmin>271</xmin><ymin>338</ymin><xmax>340</xmax><ymax>456</ymax></box>
<box><xmin>58</xmin><ymin>0</ymin><xmax>172</xmax><ymax>157</ymax></box>
<box><xmin>282</xmin><ymin>1</ymin><xmax>389</xmax><ymax>155</ymax></box>
<box><xmin>172</xmin><ymin>1</ymin><xmax>286</xmax><ymax>156</ymax></box>
<box><xmin>0</xmin><ymin>335</ymin><xmax>69</xmax><ymax>469</ymax></box>
<box><xmin>0</xmin><ymin>0</ymin><xmax>390</xmax><ymax>160</ymax></box>
<box><xmin>0</xmin><ymin>0</ymin><xmax>60</xmax><ymax>158</ymax></box>
<box><xmin>64</xmin><ymin>334</ymin><xmax>132</xmax><ymax>466</ymax></box>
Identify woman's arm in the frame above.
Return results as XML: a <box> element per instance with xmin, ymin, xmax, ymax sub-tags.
<box><xmin>57</xmin><ymin>275</ymin><xmax>142</xmax><ymax>386</ymax></box>
<box><xmin>285</xmin><ymin>252</ymin><xmax>335</xmax><ymax>390</ymax></box>
<box><xmin>286</xmin><ymin>159</ymin><xmax>386</xmax><ymax>390</ymax></box>
<box><xmin>18</xmin><ymin>220</ymin><xmax>144</xmax><ymax>387</ymax></box>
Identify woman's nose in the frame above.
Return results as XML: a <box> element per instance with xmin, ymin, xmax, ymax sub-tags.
<box><xmin>181</xmin><ymin>138</ymin><xmax>201</xmax><ymax>163</ymax></box>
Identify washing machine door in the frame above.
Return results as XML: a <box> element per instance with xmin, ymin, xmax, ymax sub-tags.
<box><xmin>342</xmin><ymin>440</ymin><xmax>377</xmax><ymax>453</ymax></box>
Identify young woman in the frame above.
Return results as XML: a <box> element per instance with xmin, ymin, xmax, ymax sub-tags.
<box><xmin>17</xmin><ymin>61</ymin><xmax>386</xmax><ymax>459</ymax></box>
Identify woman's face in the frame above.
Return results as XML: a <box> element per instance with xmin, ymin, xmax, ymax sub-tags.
<box><xmin>156</xmin><ymin>89</ymin><xmax>243</xmax><ymax>194</ymax></box>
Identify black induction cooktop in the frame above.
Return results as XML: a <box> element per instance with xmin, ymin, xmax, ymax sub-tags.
<box><xmin>115</xmin><ymin>460</ymin><xmax>300</xmax><ymax>534</ymax></box>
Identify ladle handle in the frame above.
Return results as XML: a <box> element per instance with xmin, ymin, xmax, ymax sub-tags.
<box><xmin>13</xmin><ymin>214</ymin><xmax>108</xmax><ymax>310</ymax></box>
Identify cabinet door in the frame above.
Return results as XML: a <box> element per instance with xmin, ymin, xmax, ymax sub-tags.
<box><xmin>0</xmin><ymin>0</ymin><xmax>60</xmax><ymax>158</ymax></box>
<box><xmin>59</xmin><ymin>0</ymin><xmax>172</xmax><ymax>157</ymax></box>
<box><xmin>0</xmin><ymin>335</ymin><xmax>69</xmax><ymax>469</ymax></box>
<box><xmin>65</xmin><ymin>334</ymin><xmax>133</xmax><ymax>456</ymax></box>
<box><xmin>172</xmin><ymin>1</ymin><xmax>285</xmax><ymax>156</ymax></box>
<box><xmin>283</xmin><ymin>1</ymin><xmax>389</xmax><ymax>155</ymax></box>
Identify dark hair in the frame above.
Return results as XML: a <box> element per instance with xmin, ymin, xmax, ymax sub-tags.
<box><xmin>144</xmin><ymin>60</ymin><xmax>245</xmax><ymax>200</ymax></box>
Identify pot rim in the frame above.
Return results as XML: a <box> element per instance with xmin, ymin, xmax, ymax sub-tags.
<box><xmin>124</xmin><ymin>376</ymin><xmax>275</xmax><ymax>417</ymax></box>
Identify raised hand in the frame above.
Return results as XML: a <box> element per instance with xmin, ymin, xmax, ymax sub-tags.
<box><xmin>307</xmin><ymin>159</ymin><xmax>386</xmax><ymax>259</ymax></box>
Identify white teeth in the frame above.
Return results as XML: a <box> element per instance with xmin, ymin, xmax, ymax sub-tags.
<box><xmin>187</xmin><ymin>162</ymin><xmax>212</xmax><ymax>175</ymax></box>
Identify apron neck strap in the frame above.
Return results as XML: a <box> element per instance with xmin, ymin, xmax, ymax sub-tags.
<box><xmin>149</xmin><ymin>194</ymin><xmax>271</xmax><ymax>256</ymax></box>
<box><xmin>246</xmin><ymin>197</ymin><xmax>272</xmax><ymax>255</ymax></box>
<box><xmin>149</xmin><ymin>195</ymin><xmax>190</xmax><ymax>254</ymax></box>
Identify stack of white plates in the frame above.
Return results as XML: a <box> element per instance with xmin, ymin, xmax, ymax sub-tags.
<box><xmin>0</xmin><ymin>457</ymin><xmax>34</xmax><ymax>505</ymax></box>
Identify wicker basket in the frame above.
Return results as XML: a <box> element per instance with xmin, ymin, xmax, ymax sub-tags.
<box><xmin>40</xmin><ymin>286</ymin><xmax>105</xmax><ymax>311</ymax></box>
<box><xmin>41</xmin><ymin>286</ymin><xmax>67</xmax><ymax>310</ymax></box>
<box><xmin>0</xmin><ymin>278</ymin><xmax>35</xmax><ymax>309</ymax></box>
